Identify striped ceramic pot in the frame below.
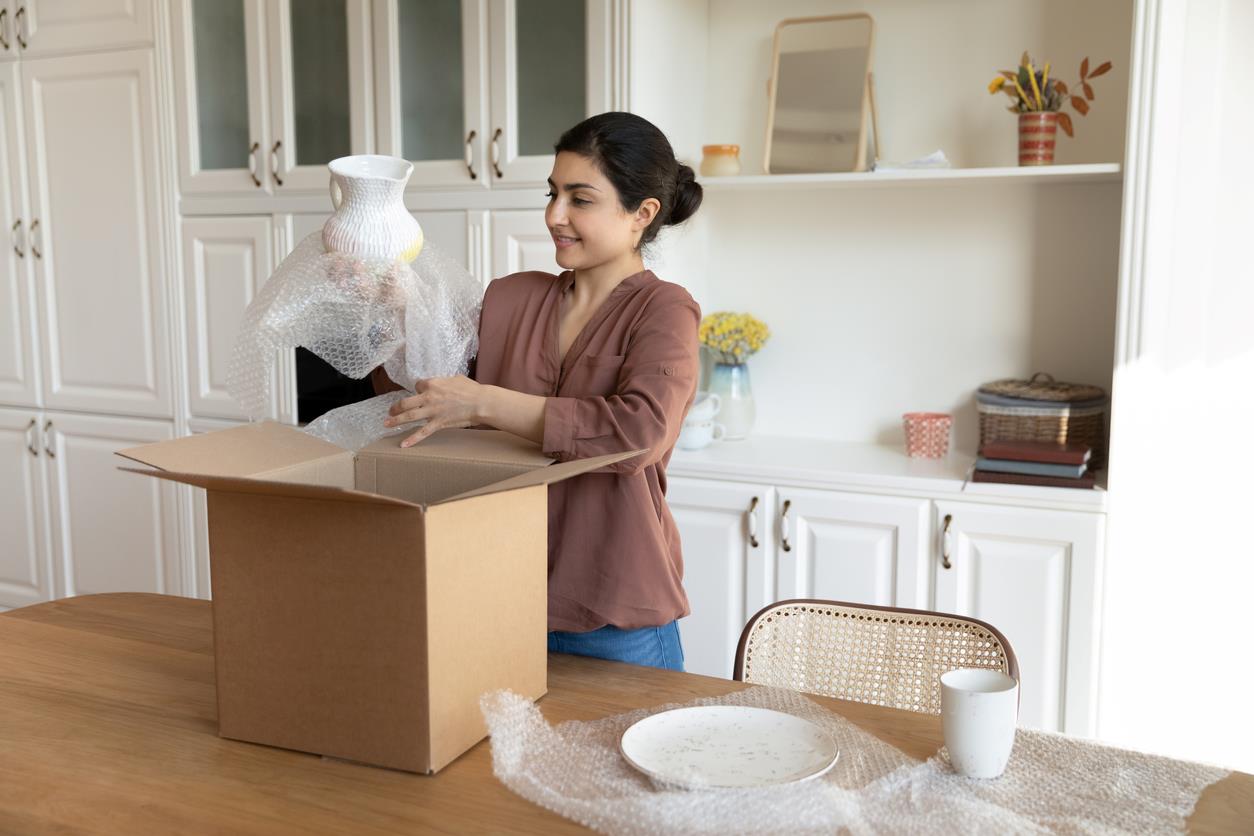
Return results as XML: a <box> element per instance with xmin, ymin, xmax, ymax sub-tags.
<box><xmin>1018</xmin><ymin>112</ymin><xmax>1059</xmax><ymax>166</ymax></box>
<box><xmin>323</xmin><ymin>155</ymin><xmax>425</xmax><ymax>262</ymax></box>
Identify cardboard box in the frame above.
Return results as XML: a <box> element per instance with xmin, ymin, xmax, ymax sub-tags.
<box><xmin>117</xmin><ymin>422</ymin><xmax>635</xmax><ymax>773</ymax></box>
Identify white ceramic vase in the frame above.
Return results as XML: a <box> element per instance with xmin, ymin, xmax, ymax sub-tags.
<box><xmin>322</xmin><ymin>155</ymin><xmax>424</xmax><ymax>262</ymax></box>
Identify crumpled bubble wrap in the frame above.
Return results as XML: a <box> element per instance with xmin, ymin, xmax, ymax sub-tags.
<box><xmin>480</xmin><ymin>685</ymin><xmax>1229</xmax><ymax>836</ymax></box>
<box><xmin>226</xmin><ymin>231</ymin><xmax>480</xmax><ymax>449</ymax></box>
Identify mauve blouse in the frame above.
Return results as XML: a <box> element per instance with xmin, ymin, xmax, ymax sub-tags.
<box><xmin>471</xmin><ymin>269</ymin><xmax>701</xmax><ymax>632</ymax></box>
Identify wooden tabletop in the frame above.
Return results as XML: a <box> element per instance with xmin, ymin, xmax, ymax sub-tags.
<box><xmin>0</xmin><ymin>594</ymin><xmax>1249</xmax><ymax>835</ymax></box>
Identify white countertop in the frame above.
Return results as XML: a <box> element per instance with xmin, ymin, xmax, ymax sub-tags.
<box><xmin>668</xmin><ymin>435</ymin><xmax>1108</xmax><ymax>513</ymax></box>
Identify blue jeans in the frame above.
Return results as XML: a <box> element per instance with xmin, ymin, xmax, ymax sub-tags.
<box><xmin>548</xmin><ymin>621</ymin><xmax>685</xmax><ymax>672</ymax></box>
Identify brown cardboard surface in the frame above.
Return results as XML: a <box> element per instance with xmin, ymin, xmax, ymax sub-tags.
<box><xmin>207</xmin><ymin>491</ymin><xmax>431</xmax><ymax>772</ymax></box>
<box><xmin>355</xmin><ymin>454</ymin><xmax>531</xmax><ymax>507</ymax></box>
<box><xmin>360</xmin><ymin>428</ymin><xmax>554</xmax><ymax>467</ymax></box>
<box><xmin>440</xmin><ymin>448</ymin><xmax>647</xmax><ymax>504</ymax></box>
<box><xmin>120</xmin><ymin>468</ymin><xmax>417</xmax><ymax>510</ymax></box>
<box><xmin>117</xmin><ymin>421</ymin><xmax>347</xmax><ymax>477</ymax></box>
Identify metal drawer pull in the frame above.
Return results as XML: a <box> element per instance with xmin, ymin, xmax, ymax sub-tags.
<box><xmin>780</xmin><ymin>499</ymin><xmax>792</xmax><ymax>553</ymax></box>
<box><xmin>270</xmin><ymin>141</ymin><xmax>283</xmax><ymax>187</ymax></box>
<box><xmin>746</xmin><ymin>496</ymin><xmax>759</xmax><ymax>548</ymax></box>
<box><xmin>26</xmin><ymin>418</ymin><xmax>36</xmax><ymax>457</ymax></box>
<box><xmin>0</xmin><ymin>9</ymin><xmax>10</xmax><ymax>51</ymax></box>
<box><xmin>248</xmin><ymin>141</ymin><xmax>261</xmax><ymax>187</ymax></box>
<box><xmin>941</xmin><ymin>514</ymin><xmax>953</xmax><ymax>569</ymax></box>
<box><xmin>43</xmin><ymin>420</ymin><xmax>54</xmax><ymax>458</ymax></box>
<box><xmin>15</xmin><ymin>5</ymin><xmax>26</xmax><ymax>50</ymax></box>
<box><xmin>12</xmin><ymin>219</ymin><xmax>23</xmax><ymax>257</ymax></box>
<box><xmin>490</xmin><ymin>127</ymin><xmax>503</xmax><ymax>178</ymax></box>
<box><xmin>30</xmin><ymin>219</ymin><xmax>41</xmax><ymax>259</ymax></box>
<box><xmin>464</xmin><ymin>129</ymin><xmax>478</xmax><ymax>180</ymax></box>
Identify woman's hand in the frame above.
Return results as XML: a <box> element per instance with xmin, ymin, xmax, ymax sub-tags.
<box><xmin>384</xmin><ymin>376</ymin><xmax>484</xmax><ymax>447</ymax></box>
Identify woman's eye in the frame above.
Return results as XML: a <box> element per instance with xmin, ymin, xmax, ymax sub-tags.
<box><xmin>544</xmin><ymin>190</ymin><xmax>556</xmax><ymax>200</ymax></box>
<box><xmin>572</xmin><ymin>197</ymin><xmax>590</xmax><ymax>206</ymax></box>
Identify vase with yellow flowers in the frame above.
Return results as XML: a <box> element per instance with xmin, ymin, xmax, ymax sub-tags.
<box><xmin>988</xmin><ymin>52</ymin><xmax>1112</xmax><ymax>165</ymax></box>
<box><xmin>699</xmin><ymin>311</ymin><xmax>771</xmax><ymax>440</ymax></box>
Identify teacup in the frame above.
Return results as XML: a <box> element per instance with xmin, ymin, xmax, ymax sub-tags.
<box><xmin>687</xmin><ymin>392</ymin><xmax>722</xmax><ymax>423</ymax></box>
<box><xmin>940</xmin><ymin>668</ymin><xmax>1019</xmax><ymax>779</ymax></box>
<box><xmin>677</xmin><ymin>419</ymin><xmax>726</xmax><ymax>451</ymax></box>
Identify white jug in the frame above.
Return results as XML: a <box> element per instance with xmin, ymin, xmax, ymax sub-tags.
<box><xmin>322</xmin><ymin>155</ymin><xmax>424</xmax><ymax>262</ymax></box>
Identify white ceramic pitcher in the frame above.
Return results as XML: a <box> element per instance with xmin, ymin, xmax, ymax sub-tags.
<box><xmin>323</xmin><ymin>155</ymin><xmax>425</xmax><ymax>262</ymax></box>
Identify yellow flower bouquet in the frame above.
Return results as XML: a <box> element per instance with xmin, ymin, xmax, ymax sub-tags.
<box><xmin>699</xmin><ymin>311</ymin><xmax>771</xmax><ymax>365</ymax></box>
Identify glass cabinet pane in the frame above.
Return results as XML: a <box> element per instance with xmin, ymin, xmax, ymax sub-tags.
<box><xmin>290</xmin><ymin>0</ymin><xmax>352</xmax><ymax>166</ymax></box>
<box><xmin>192</xmin><ymin>0</ymin><xmax>250</xmax><ymax>170</ymax></box>
<box><xmin>397</xmin><ymin>0</ymin><xmax>464</xmax><ymax>162</ymax></box>
<box><xmin>515</xmin><ymin>0</ymin><xmax>585</xmax><ymax>156</ymax></box>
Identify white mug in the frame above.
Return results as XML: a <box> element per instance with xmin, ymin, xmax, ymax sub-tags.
<box><xmin>940</xmin><ymin>668</ymin><xmax>1019</xmax><ymax>779</ymax></box>
<box><xmin>676</xmin><ymin>419</ymin><xmax>726</xmax><ymax>450</ymax></box>
<box><xmin>686</xmin><ymin>392</ymin><xmax>722</xmax><ymax>423</ymax></box>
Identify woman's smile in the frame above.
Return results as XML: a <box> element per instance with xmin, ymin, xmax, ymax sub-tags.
<box><xmin>551</xmin><ymin>232</ymin><xmax>581</xmax><ymax>249</ymax></box>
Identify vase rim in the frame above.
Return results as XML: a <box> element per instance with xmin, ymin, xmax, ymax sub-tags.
<box><xmin>328</xmin><ymin>154</ymin><xmax>414</xmax><ymax>183</ymax></box>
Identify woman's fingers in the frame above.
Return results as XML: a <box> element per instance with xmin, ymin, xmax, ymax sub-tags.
<box><xmin>401</xmin><ymin>419</ymin><xmax>442</xmax><ymax>448</ymax></box>
<box><xmin>384</xmin><ymin>404</ymin><xmax>429</xmax><ymax>426</ymax></box>
<box><xmin>389</xmin><ymin>394</ymin><xmax>422</xmax><ymax>416</ymax></box>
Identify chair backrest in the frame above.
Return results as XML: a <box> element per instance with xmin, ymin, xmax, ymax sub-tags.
<box><xmin>733</xmin><ymin>599</ymin><xmax>1019</xmax><ymax>715</ymax></box>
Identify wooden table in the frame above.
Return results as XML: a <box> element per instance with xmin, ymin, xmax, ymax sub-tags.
<box><xmin>1</xmin><ymin>594</ymin><xmax>1249</xmax><ymax>835</ymax></box>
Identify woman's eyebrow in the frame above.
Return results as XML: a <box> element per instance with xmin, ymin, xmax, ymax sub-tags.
<box><xmin>547</xmin><ymin>178</ymin><xmax>600</xmax><ymax>191</ymax></box>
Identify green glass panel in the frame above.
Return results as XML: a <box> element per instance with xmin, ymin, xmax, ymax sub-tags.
<box><xmin>516</xmin><ymin>0</ymin><xmax>586</xmax><ymax>157</ymax></box>
<box><xmin>290</xmin><ymin>0</ymin><xmax>351</xmax><ymax>166</ymax></box>
<box><xmin>398</xmin><ymin>0</ymin><xmax>465</xmax><ymax>161</ymax></box>
<box><xmin>192</xmin><ymin>0</ymin><xmax>250</xmax><ymax>170</ymax></box>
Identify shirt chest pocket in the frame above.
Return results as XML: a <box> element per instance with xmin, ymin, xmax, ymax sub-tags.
<box><xmin>564</xmin><ymin>353</ymin><xmax>626</xmax><ymax>396</ymax></box>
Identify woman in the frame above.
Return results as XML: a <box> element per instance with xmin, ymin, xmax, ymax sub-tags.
<box><xmin>375</xmin><ymin>112</ymin><xmax>702</xmax><ymax>671</ymax></box>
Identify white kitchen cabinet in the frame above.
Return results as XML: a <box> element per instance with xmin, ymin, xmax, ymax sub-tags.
<box><xmin>13</xmin><ymin>0</ymin><xmax>154</xmax><ymax>58</ymax></box>
<box><xmin>934</xmin><ymin>500</ymin><xmax>1104</xmax><ymax>735</ymax></box>
<box><xmin>182</xmin><ymin>216</ymin><xmax>278</xmax><ymax>421</ymax></box>
<box><xmin>0</xmin><ymin>60</ymin><xmax>37</xmax><ymax>408</ymax></box>
<box><xmin>775</xmin><ymin>487</ymin><xmax>931</xmax><ymax>609</ymax></box>
<box><xmin>22</xmin><ymin>49</ymin><xmax>171</xmax><ymax>418</ymax></box>
<box><xmin>0</xmin><ymin>406</ymin><xmax>51</xmax><ymax>609</ymax></box>
<box><xmin>489</xmin><ymin>209</ymin><xmax>558</xmax><ymax>277</ymax></box>
<box><xmin>373</xmin><ymin>0</ymin><xmax>611</xmax><ymax>191</ymax></box>
<box><xmin>43</xmin><ymin>411</ymin><xmax>180</xmax><ymax>597</ymax></box>
<box><xmin>669</xmin><ymin>476</ymin><xmax>774</xmax><ymax>679</ymax></box>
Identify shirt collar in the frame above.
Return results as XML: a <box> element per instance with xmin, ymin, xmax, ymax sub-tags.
<box><xmin>558</xmin><ymin>269</ymin><xmax>655</xmax><ymax>296</ymax></box>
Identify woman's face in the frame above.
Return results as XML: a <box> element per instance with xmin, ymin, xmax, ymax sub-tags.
<box><xmin>545</xmin><ymin>151</ymin><xmax>654</xmax><ymax>271</ymax></box>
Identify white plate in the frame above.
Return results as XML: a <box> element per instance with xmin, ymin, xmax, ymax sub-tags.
<box><xmin>618</xmin><ymin>706</ymin><xmax>840</xmax><ymax>789</ymax></box>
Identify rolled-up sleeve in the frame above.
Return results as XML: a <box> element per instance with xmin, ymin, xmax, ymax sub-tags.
<box><xmin>542</xmin><ymin>294</ymin><xmax>700</xmax><ymax>474</ymax></box>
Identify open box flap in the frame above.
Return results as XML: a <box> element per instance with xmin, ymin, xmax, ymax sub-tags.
<box><xmin>116</xmin><ymin>422</ymin><xmax>348</xmax><ymax>478</ymax></box>
<box><xmin>358</xmin><ymin>428</ymin><xmax>556</xmax><ymax>468</ymax></box>
<box><xmin>435</xmin><ymin>448</ymin><xmax>647</xmax><ymax>504</ymax></box>
<box><xmin>119</xmin><ymin>467</ymin><xmax>418</xmax><ymax>510</ymax></box>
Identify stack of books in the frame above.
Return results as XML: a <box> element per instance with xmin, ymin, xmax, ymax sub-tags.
<box><xmin>973</xmin><ymin>439</ymin><xmax>1096</xmax><ymax>489</ymax></box>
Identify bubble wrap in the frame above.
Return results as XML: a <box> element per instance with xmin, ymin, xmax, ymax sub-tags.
<box><xmin>227</xmin><ymin>231</ymin><xmax>480</xmax><ymax>447</ymax></box>
<box><xmin>480</xmin><ymin>686</ymin><xmax>1229</xmax><ymax>836</ymax></box>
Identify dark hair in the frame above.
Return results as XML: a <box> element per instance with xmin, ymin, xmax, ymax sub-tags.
<box><xmin>555</xmin><ymin>112</ymin><xmax>703</xmax><ymax>249</ymax></box>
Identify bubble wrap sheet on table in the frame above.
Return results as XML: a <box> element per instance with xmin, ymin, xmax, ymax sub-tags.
<box><xmin>226</xmin><ymin>232</ymin><xmax>480</xmax><ymax>448</ymax></box>
<box><xmin>481</xmin><ymin>686</ymin><xmax>1228</xmax><ymax>836</ymax></box>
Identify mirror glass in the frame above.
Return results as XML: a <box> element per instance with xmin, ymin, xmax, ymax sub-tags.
<box><xmin>767</xmin><ymin>15</ymin><xmax>875</xmax><ymax>174</ymax></box>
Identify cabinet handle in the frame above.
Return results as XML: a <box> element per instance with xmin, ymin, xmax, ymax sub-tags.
<box><xmin>780</xmin><ymin>499</ymin><xmax>792</xmax><ymax>553</ymax></box>
<box><xmin>29</xmin><ymin>218</ymin><xmax>41</xmax><ymax>259</ymax></box>
<box><xmin>43</xmin><ymin>420</ymin><xmax>54</xmax><ymax>458</ymax></box>
<box><xmin>270</xmin><ymin>141</ymin><xmax>283</xmax><ymax>187</ymax></box>
<box><xmin>941</xmin><ymin>514</ymin><xmax>953</xmax><ymax>569</ymax></box>
<box><xmin>0</xmin><ymin>9</ymin><xmax>10</xmax><ymax>51</ymax></box>
<box><xmin>464</xmin><ymin>129</ymin><xmax>478</xmax><ymax>180</ymax></box>
<box><xmin>248</xmin><ymin>141</ymin><xmax>261</xmax><ymax>187</ymax></box>
<box><xmin>490</xmin><ymin>127</ymin><xmax>503</xmax><ymax>179</ymax></box>
<box><xmin>746</xmin><ymin>496</ymin><xmax>760</xmax><ymax>548</ymax></box>
<box><xmin>26</xmin><ymin>418</ymin><xmax>36</xmax><ymax>457</ymax></box>
<box><xmin>15</xmin><ymin>5</ymin><xmax>25</xmax><ymax>50</ymax></box>
<box><xmin>11</xmin><ymin>219</ymin><xmax>23</xmax><ymax>258</ymax></box>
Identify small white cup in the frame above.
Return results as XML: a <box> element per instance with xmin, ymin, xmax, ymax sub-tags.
<box><xmin>687</xmin><ymin>392</ymin><xmax>722</xmax><ymax>422</ymax></box>
<box><xmin>940</xmin><ymin>668</ymin><xmax>1019</xmax><ymax>779</ymax></box>
<box><xmin>676</xmin><ymin>419</ymin><xmax>726</xmax><ymax>450</ymax></box>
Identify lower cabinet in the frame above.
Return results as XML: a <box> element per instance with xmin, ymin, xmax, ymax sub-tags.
<box><xmin>0</xmin><ymin>407</ymin><xmax>52</xmax><ymax>610</ymax></box>
<box><xmin>671</xmin><ymin>474</ymin><xmax>1105</xmax><ymax>735</ymax></box>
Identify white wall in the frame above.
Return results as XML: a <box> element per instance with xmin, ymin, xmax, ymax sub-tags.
<box><xmin>1100</xmin><ymin>0</ymin><xmax>1254</xmax><ymax>772</ymax></box>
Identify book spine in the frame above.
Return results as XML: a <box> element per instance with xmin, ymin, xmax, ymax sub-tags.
<box><xmin>975</xmin><ymin>458</ymin><xmax>1087</xmax><ymax>478</ymax></box>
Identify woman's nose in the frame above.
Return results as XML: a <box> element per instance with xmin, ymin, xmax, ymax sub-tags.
<box><xmin>545</xmin><ymin>199</ymin><xmax>567</xmax><ymax>228</ymax></box>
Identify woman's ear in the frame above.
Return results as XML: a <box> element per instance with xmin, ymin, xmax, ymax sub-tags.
<box><xmin>633</xmin><ymin>197</ymin><xmax>662</xmax><ymax>232</ymax></box>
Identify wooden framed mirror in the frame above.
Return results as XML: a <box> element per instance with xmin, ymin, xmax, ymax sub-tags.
<box><xmin>764</xmin><ymin>13</ymin><xmax>880</xmax><ymax>174</ymax></box>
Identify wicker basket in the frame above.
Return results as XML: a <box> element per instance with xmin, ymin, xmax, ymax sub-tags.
<box><xmin>976</xmin><ymin>373</ymin><xmax>1108</xmax><ymax>468</ymax></box>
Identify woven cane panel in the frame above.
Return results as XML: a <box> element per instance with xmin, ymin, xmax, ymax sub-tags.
<box><xmin>739</xmin><ymin>603</ymin><xmax>1013</xmax><ymax>715</ymax></box>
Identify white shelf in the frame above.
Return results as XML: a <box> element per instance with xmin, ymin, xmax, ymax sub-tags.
<box><xmin>698</xmin><ymin>163</ymin><xmax>1122</xmax><ymax>191</ymax></box>
<box><xmin>669</xmin><ymin>434</ymin><xmax>1108</xmax><ymax>513</ymax></box>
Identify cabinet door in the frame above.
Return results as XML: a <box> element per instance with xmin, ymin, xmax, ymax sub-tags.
<box><xmin>0</xmin><ymin>60</ymin><xmax>38</xmax><ymax>408</ymax></box>
<box><xmin>933</xmin><ymin>500</ymin><xmax>1104</xmax><ymax>735</ymax></box>
<box><xmin>0</xmin><ymin>407</ymin><xmax>51</xmax><ymax>609</ymax></box>
<box><xmin>669</xmin><ymin>477</ymin><xmax>774</xmax><ymax>679</ymax></box>
<box><xmin>373</xmin><ymin>0</ymin><xmax>488</xmax><ymax>191</ymax></box>
<box><xmin>17</xmin><ymin>0</ymin><xmax>153</xmax><ymax>57</ymax></box>
<box><xmin>776</xmin><ymin>487</ymin><xmax>931</xmax><ymax>609</ymax></box>
<box><xmin>0</xmin><ymin>1</ymin><xmax>18</xmax><ymax>61</ymax></box>
<box><xmin>489</xmin><ymin>209</ymin><xmax>557</xmax><ymax>278</ymax></box>
<box><xmin>171</xmin><ymin>0</ymin><xmax>270</xmax><ymax>196</ymax></box>
<box><xmin>487</xmin><ymin>0</ymin><xmax>610</xmax><ymax>183</ymax></box>
<box><xmin>182</xmin><ymin>216</ymin><xmax>277</xmax><ymax>421</ymax></box>
<box><xmin>267</xmin><ymin>0</ymin><xmax>373</xmax><ymax>191</ymax></box>
<box><xmin>23</xmin><ymin>50</ymin><xmax>172</xmax><ymax>418</ymax></box>
<box><xmin>44</xmin><ymin>412</ymin><xmax>181</xmax><ymax>598</ymax></box>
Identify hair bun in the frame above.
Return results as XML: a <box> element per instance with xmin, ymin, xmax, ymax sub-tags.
<box><xmin>667</xmin><ymin>162</ymin><xmax>703</xmax><ymax>226</ymax></box>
